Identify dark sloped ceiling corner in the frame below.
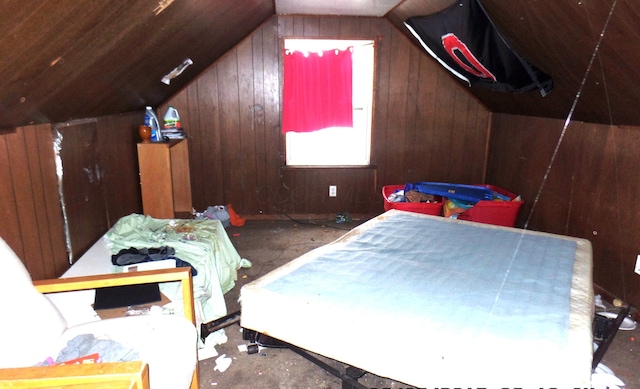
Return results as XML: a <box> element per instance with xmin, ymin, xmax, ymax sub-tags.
<box><xmin>3</xmin><ymin>0</ymin><xmax>640</xmax><ymax>129</ymax></box>
<box><xmin>0</xmin><ymin>0</ymin><xmax>274</xmax><ymax>130</ymax></box>
<box><xmin>388</xmin><ymin>0</ymin><xmax>640</xmax><ymax>127</ymax></box>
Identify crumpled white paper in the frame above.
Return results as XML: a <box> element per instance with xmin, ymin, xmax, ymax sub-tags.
<box><xmin>213</xmin><ymin>354</ymin><xmax>232</xmax><ymax>372</ymax></box>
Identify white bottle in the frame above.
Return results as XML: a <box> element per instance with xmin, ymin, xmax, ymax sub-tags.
<box><xmin>163</xmin><ymin>106</ymin><xmax>181</xmax><ymax>129</ymax></box>
<box><xmin>144</xmin><ymin>106</ymin><xmax>162</xmax><ymax>142</ymax></box>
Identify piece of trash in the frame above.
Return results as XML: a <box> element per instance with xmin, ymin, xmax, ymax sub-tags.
<box><xmin>238</xmin><ymin>343</ymin><xmax>262</xmax><ymax>354</ymax></box>
<box><xmin>227</xmin><ymin>203</ymin><xmax>246</xmax><ymax>226</ymax></box>
<box><xmin>196</xmin><ymin>205</ymin><xmax>231</xmax><ymax>227</ymax></box>
<box><xmin>213</xmin><ymin>354</ymin><xmax>232</xmax><ymax>372</ymax></box>
<box><xmin>335</xmin><ymin>212</ymin><xmax>352</xmax><ymax>224</ymax></box>
<box><xmin>595</xmin><ymin>294</ymin><xmax>606</xmax><ymax>309</ymax></box>
<box><xmin>596</xmin><ymin>311</ymin><xmax>637</xmax><ymax>330</ymax></box>
<box><xmin>388</xmin><ymin>189</ymin><xmax>405</xmax><ymax>202</ymax></box>
<box><xmin>592</xmin><ymin>363</ymin><xmax>625</xmax><ymax>389</ymax></box>
<box><xmin>197</xmin><ymin>337</ymin><xmax>219</xmax><ymax>361</ymax></box>
<box><xmin>161</xmin><ymin>58</ymin><xmax>193</xmax><ymax>85</ymax></box>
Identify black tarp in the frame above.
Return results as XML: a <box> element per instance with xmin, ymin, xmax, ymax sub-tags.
<box><xmin>405</xmin><ymin>0</ymin><xmax>553</xmax><ymax>96</ymax></box>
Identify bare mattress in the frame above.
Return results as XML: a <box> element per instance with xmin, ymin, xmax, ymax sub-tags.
<box><xmin>240</xmin><ymin>209</ymin><xmax>594</xmax><ymax>388</ymax></box>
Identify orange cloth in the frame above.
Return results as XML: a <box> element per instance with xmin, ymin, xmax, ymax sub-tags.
<box><xmin>226</xmin><ymin>204</ymin><xmax>246</xmax><ymax>227</ymax></box>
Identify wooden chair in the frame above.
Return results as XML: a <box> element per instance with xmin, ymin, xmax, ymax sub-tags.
<box><xmin>0</xmin><ymin>360</ymin><xmax>150</xmax><ymax>388</ymax></box>
<box><xmin>0</xmin><ymin>238</ymin><xmax>199</xmax><ymax>389</ymax></box>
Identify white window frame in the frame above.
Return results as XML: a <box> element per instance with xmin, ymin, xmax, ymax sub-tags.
<box><xmin>283</xmin><ymin>39</ymin><xmax>375</xmax><ymax>167</ymax></box>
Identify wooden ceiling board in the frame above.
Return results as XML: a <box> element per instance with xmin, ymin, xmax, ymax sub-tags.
<box><xmin>0</xmin><ymin>0</ymin><xmax>274</xmax><ymax>130</ymax></box>
<box><xmin>276</xmin><ymin>0</ymin><xmax>402</xmax><ymax>17</ymax></box>
<box><xmin>3</xmin><ymin>0</ymin><xmax>640</xmax><ymax>128</ymax></box>
<box><xmin>388</xmin><ymin>0</ymin><xmax>640</xmax><ymax>126</ymax></box>
<box><xmin>477</xmin><ymin>0</ymin><xmax>616</xmax><ymax>122</ymax></box>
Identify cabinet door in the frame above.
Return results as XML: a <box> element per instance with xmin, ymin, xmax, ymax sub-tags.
<box><xmin>169</xmin><ymin>140</ymin><xmax>192</xmax><ymax>215</ymax></box>
<box><xmin>138</xmin><ymin>143</ymin><xmax>174</xmax><ymax>218</ymax></box>
<box><xmin>138</xmin><ymin>139</ymin><xmax>192</xmax><ymax>219</ymax></box>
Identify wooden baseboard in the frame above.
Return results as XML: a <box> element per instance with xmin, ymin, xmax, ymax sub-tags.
<box><xmin>242</xmin><ymin>213</ymin><xmax>376</xmax><ymax>221</ymax></box>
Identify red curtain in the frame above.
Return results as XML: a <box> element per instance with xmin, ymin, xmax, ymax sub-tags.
<box><xmin>282</xmin><ymin>48</ymin><xmax>353</xmax><ymax>133</ymax></box>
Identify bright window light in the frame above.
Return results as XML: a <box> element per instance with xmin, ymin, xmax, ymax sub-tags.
<box><xmin>284</xmin><ymin>39</ymin><xmax>375</xmax><ymax>166</ymax></box>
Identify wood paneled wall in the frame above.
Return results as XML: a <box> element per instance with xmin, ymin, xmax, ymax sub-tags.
<box><xmin>55</xmin><ymin>112</ymin><xmax>143</xmax><ymax>262</ymax></box>
<box><xmin>487</xmin><ymin>113</ymin><xmax>640</xmax><ymax>308</ymax></box>
<box><xmin>161</xmin><ymin>15</ymin><xmax>491</xmax><ymax>216</ymax></box>
<box><xmin>0</xmin><ymin>124</ymin><xmax>67</xmax><ymax>280</ymax></box>
<box><xmin>0</xmin><ymin>113</ymin><xmax>143</xmax><ymax>280</ymax></box>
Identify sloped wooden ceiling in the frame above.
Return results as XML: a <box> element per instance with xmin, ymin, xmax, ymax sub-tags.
<box><xmin>3</xmin><ymin>0</ymin><xmax>640</xmax><ymax>130</ymax></box>
<box><xmin>0</xmin><ymin>0</ymin><xmax>273</xmax><ymax>131</ymax></box>
<box><xmin>388</xmin><ymin>0</ymin><xmax>640</xmax><ymax>127</ymax></box>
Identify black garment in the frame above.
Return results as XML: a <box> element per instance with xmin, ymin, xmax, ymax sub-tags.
<box><xmin>405</xmin><ymin>0</ymin><xmax>552</xmax><ymax>96</ymax></box>
<box><xmin>111</xmin><ymin>246</ymin><xmax>198</xmax><ymax>276</ymax></box>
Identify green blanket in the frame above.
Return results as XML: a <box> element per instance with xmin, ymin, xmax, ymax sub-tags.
<box><xmin>106</xmin><ymin>214</ymin><xmax>251</xmax><ymax>326</ymax></box>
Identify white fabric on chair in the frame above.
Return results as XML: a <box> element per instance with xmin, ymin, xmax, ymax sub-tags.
<box><xmin>62</xmin><ymin>315</ymin><xmax>196</xmax><ymax>389</ymax></box>
<box><xmin>0</xmin><ymin>238</ymin><xmax>67</xmax><ymax>368</ymax></box>
<box><xmin>0</xmin><ymin>236</ymin><xmax>197</xmax><ymax>389</ymax></box>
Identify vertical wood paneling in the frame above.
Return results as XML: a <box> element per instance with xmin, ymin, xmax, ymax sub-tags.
<box><xmin>97</xmin><ymin>112</ymin><xmax>143</xmax><ymax>226</ymax></box>
<box><xmin>292</xmin><ymin>16</ymin><xmax>305</xmax><ymax>36</ymax></box>
<box><xmin>429</xmin><ymin>71</ymin><xmax>456</xmax><ymax>182</ymax></box>
<box><xmin>319</xmin><ymin>17</ymin><xmax>340</xmax><ymax>37</ymax></box>
<box><xmin>0</xmin><ymin>135</ymin><xmax>22</xmax><ymax>258</ymax></box>
<box><xmin>35</xmin><ymin>124</ymin><xmax>69</xmax><ymax>277</ymax></box>
<box><xmin>199</xmin><ymin>69</ymin><xmax>225</xmax><ymax>206</ymax></box>
<box><xmin>218</xmin><ymin>51</ymin><xmax>243</xmax><ymax>204</ymax></box>
<box><xmin>0</xmin><ymin>125</ymin><xmax>67</xmax><ymax>280</ymax></box>
<box><xmin>23</xmin><ymin>125</ymin><xmax>55</xmax><ymax>279</ymax></box>
<box><xmin>358</xmin><ymin>17</ymin><xmax>372</xmax><ymax>36</ymax></box>
<box><xmin>163</xmin><ymin>15</ymin><xmax>491</xmax><ymax>216</ymax></box>
<box><xmin>372</xmin><ymin>20</ymin><xmax>392</xmax><ymax>185</ymax></box>
<box><xmin>448</xmin><ymin>91</ymin><xmax>470</xmax><ymax>182</ymax></box>
<box><xmin>403</xmin><ymin>47</ymin><xmax>421</xmax><ymax>183</ymax></box>
<box><xmin>411</xmin><ymin>56</ymin><xmax>438</xmax><ymax>183</ymax></box>
<box><xmin>262</xmin><ymin>18</ymin><xmax>284</xmax><ymax>215</ymax></box>
<box><xmin>6</xmin><ymin>127</ymin><xmax>47</xmax><ymax>278</ymax></box>
<box><xmin>251</xmin><ymin>26</ymin><xmax>267</xmax><ymax>214</ymax></box>
<box><xmin>238</xmin><ymin>38</ymin><xmax>259</xmax><ymax>213</ymax></box>
<box><xmin>385</xmin><ymin>27</ymin><xmax>411</xmax><ymax>183</ymax></box>
<box><xmin>184</xmin><ymin>84</ymin><xmax>201</xmax><ymax>207</ymax></box>
<box><xmin>488</xmin><ymin>113</ymin><xmax>640</xmax><ymax>310</ymax></box>
<box><xmin>466</xmin><ymin>103</ymin><xmax>489</xmax><ymax>183</ymax></box>
<box><xmin>339</xmin><ymin>17</ymin><xmax>359</xmax><ymax>37</ymax></box>
<box><xmin>57</xmin><ymin>120</ymin><xmax>109</xmax><ymax>261</ymax></box>
<box><xmin>303</xmin><ymin>16</ymin><xmax>320</xmax><ymax>36</ymax></box>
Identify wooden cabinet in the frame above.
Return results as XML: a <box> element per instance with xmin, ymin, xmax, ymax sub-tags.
<box><xmin>137</xmin><ymin>139</ymin><xmax>192</xmax><ymax>219</ymax></box>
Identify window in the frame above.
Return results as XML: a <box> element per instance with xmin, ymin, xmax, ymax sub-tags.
<box><xmin>283</xmin><ymin>39</ymin><xmax>375</xmax><ymax>166</ymax></box>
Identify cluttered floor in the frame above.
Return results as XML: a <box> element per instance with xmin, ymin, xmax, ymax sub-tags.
<box><xmin>198</xmin><ymin>216</ymin><xmax>640</xmax><ymax>389</ymax></box>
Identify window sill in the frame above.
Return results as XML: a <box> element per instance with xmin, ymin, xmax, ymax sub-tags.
<box><xmin>281</xmin><ymin>165</ymin><xmax>377</xmax><ymax>170</ymax></box>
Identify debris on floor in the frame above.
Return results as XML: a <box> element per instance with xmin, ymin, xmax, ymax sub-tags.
<box><xmin>213</xmin><ymin>354</ymin><xmax>232</xmax><ymax>372</ymax></box>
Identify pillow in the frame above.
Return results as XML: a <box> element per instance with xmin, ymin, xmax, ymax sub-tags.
<box><xmin>0</xmin><ymin>237</ymin><xmax>67</xmax><ymax>368</ymax></box>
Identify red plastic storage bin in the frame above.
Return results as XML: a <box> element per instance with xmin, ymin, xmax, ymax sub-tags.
<box><xmin>455</xmin><ymin>185</ymin><xmax>523</xmax><ymax>227</ymax></box>
<box><xmin>382</xmin><ymin>185</ymin><xmax>443</xmax><ymax>216</ymax></box>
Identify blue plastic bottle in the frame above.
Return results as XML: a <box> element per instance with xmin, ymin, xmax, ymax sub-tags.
<box><xmin>144</xmin><ymin>106</ymin><xmax>162</xmax><ymax>142</ymax></box>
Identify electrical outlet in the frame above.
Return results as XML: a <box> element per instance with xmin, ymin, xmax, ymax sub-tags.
<box><xmin>635</xmin><ymin>255</ymin><xmax>640</xmax><ymax>276</ymax></box>
<box><xmin>329</xmin><ymin>185</ymin><xmax>337</xmax><ymax>197</ymax></box>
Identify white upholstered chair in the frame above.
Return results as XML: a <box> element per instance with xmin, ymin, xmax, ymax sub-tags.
<box><xmin>0</xmin><ymin>237</ymin><xmax>199</xmax><ymax>389</ymax></box>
